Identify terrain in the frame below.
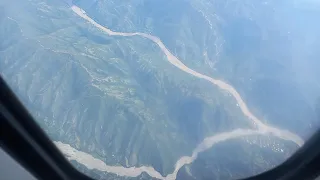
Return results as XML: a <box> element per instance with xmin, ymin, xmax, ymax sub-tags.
<box><xmin>1</xmin><ymin>0</ymin><xmax>319</xmax><ymax>179</ymax></box>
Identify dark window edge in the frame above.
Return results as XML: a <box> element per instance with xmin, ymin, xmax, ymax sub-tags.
<box><xmin>0</xmin><ymin>76</ymin><xmax>319</xmax><ymax>180</ymax></box>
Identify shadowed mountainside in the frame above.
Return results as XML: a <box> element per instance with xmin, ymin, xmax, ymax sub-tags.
<box><xmin>1</xmin><ymin>0</ymin><xmax>319</xmax><ymax>179</ymax></box>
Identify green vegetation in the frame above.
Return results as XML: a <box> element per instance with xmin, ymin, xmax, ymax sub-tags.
<box><xmin>1</xmin><ymin>0</ymin><xmax>319</xmax><ymax>179</ymax></box>
<box><xmin>0</xmin><ymin>0</ymin><xmax>250</xmax><ymax>176</ymax></box>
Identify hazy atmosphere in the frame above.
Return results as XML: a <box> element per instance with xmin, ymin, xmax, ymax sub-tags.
<box><xmin>1</xmin><ymin>0</ymin><xmax>320</xmax><ymax>179</ymax></box>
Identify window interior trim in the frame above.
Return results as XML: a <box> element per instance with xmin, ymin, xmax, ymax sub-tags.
<box><xmin>0</xmin><ymin>76</ymin><xmax>319</xmax><ymax>180</ymax></box>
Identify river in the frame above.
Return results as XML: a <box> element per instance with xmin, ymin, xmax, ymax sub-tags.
<box><xmin>54</xmin><ymin>5</ymin><xmax>305</xmax><ymax>180</ymax></box>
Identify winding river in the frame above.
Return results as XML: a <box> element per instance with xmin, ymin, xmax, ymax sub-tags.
<box><xmin>54</xmin><ymin>5</ymin><xmax>305</xmax><ymax>180</ymax></box>
<box><xmin>55</xmin><ymin>129</ymin><xmax>273</xmax><ymax>180</ymax></box>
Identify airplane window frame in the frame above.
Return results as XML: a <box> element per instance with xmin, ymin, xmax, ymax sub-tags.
<box><xmin>1</xmin><ymin>76</ymin><xmax>320</xmax><ymax>180</ymax></box>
